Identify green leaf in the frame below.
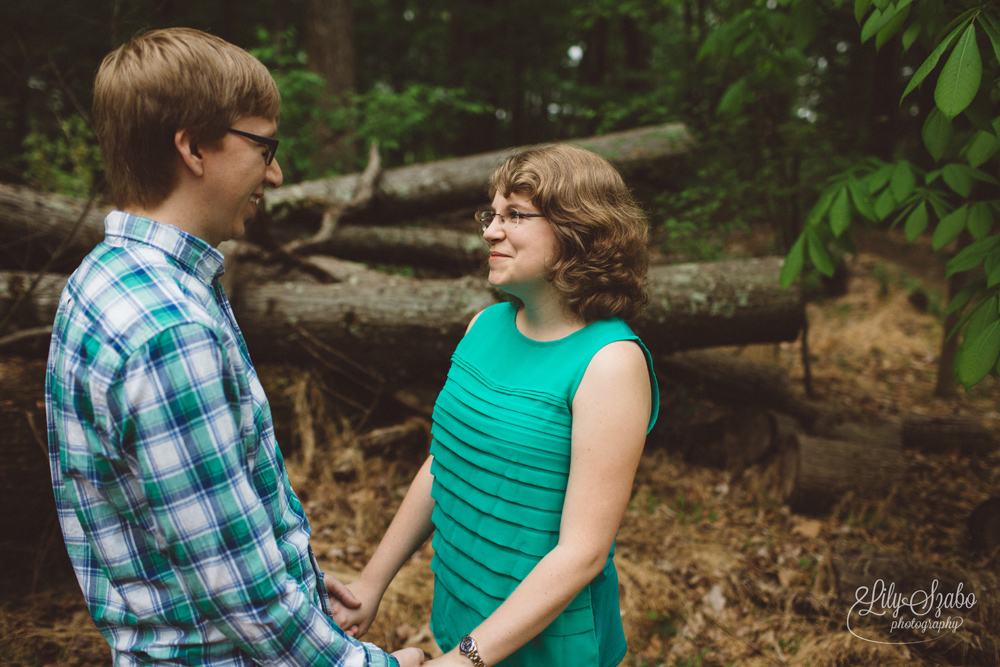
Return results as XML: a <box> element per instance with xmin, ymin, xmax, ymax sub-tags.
<box><xmin>965</xmin><ymin>129</ymin><xmax>1000</xmax><ymax>168</ymax></box>
<box><xmin>864</xmin><ymin>162</ymin><xmax>893</xmax><ymax>193</ymax></box>
<box><xmin>932</xmin><ymin>203</ymin><xmax>968</xmax><ymax>251</ymax></box>
<box><xmin>988</xmin><ymin>254</ymin><xmax>1000</xmax><ymax>287</ymax></box>
<box><xmin>945</xmin><ymin>278</ymin><xmax>985</xmax><ymax>316</ymax></box>
<box><xmin>780</xmin><ymin>234</ymin><xmax>806</xmax><ymax>289</ymax></box>
<box><xmin>970</xmin><ymin>167</ymin><xmax>999</xmax><ymax>186</ymax></box>
<box><xmin>871</xmin><ymin>0</ymin><xmax>891</xmax><ymax>11</ymax></box>
<box><xmin>902</xmin><ymin>21</ymin><xmax>921</xmax><ymax>51</ymax></box>
<box><xmin>876</xmin><ymin>5</ymin><xmax>911</xmax><ymax>51</ymax></box>
<box><xmin>963</xmin><ymin>294</ymin><xmax>998</xmax><ymax>343</ymax></box>
<box><xmin>963</xmin><ymin>90</ymin><xmax>999</xmax><ymax>136</ymax></box>
<box><xmin>935</xmin><ymin>23</ymin><xmax>982</xmax><ymax>120</ymax></box>
<box><xmin>959</xmin><ymin>319</ymin><xmax>1000</xmax><ymax>389</ymax></box>
<box><xmin>806</xmin><ymin>228</ymin><xmax>836</xmax><ymax>277</ymax></box>
<box><xmin>948</xmin><ymin>290</ymin><xmax>991</xmax><ymax>341</ymax></box>
<box><xmin>922</xmin><ymin>108</ymin><xmax>953</xmax><ymax>162</ymax></box>
<box><xmin>717</xmin><ymin>78</ymin><xmax>754</xmax><ymax>115</ymax></box>
<box><xmin>987</xmin><ymin>241</ymin><xmax>1000</xmax><ymax>269</ymax></box>
<box><xmin>942</xmin><ymin>163</ymin><xmax>974</xmax><ymax>197</ymax></box>
<box><xmin>981</xmin><ymin>12</ymin><xmax>1000</xmax><ymax>66</ymax></box>
<box><xmin>890</xmin><ymin>161</ymin><xmax>917</xmax><ymax>201</ymax></box>
<box><xmin>901</xmin><ymin>18</ymin><xmax>972</xmax><ymax>101</ymax></box>
<box><xmin>848</xmin><ymin>180</ymin><xmax>877</xmax><ymax>221</ymax></box>
<box><xmin>927</xmin><ymin>191</ymin><xmax>951</xmax><ymax>219</ymax></box>
<box><xmin>905</xmin><ymin>201</ymin><xmax>929</xmax><ymax>241</ymax></box>
<box><xmin>855</xmin><ymin>0</ymin><xmax>872</xmax><ymax>23</ymax></box>
<box><xmin>889</xmin><ymin>202</ymin><xmax>918</xmax><ymax>229</ymax></box>
<box><xmin>874</xmin><ymin>188</ymin><xmax>896</xmax><ymax>220</ymax></box>
<box><xmin>807</xmin><ymin>187</ymin><xmax>838</xmax><ymax>226</ymax></box>
<box><xmin>861</xmin><ymin>5</ymin><xmax>895</xmax><ymax>44</ymax></box>
<box><xmin>947</xmin><ymin>235</ymin><xmax>1000</xmax><ymax>276</ymax></box>
<box><xmin>830</xmin><ymin>187</ymin><xmax>852</xmax><ymax>237</ymax></box>
<box><xmin>968</xmin><ymin>201</ymin><xmax>995</xmax><ymax>239</ymax></box>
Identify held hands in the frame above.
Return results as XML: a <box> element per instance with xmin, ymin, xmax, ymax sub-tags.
<box><xmin>391</xmin><ymin>647</ymin><xmax>427</xmax><ymax>666</ymax></box>
<box><xmin>325</xmin><ymin>573</ymin><xmax>382</xmax><ymax>638</ymax></box>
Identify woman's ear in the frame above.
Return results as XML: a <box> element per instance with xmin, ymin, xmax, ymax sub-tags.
<box><xmin>174</xmin><ymin>128</ymin><xmax>204</xmax><ymax>177</ymax></box>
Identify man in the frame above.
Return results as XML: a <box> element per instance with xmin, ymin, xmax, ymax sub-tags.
<box><xmin>45</xmin><ymin>27</ymin><xmax>422</xmax><ymax>667</ymax></box>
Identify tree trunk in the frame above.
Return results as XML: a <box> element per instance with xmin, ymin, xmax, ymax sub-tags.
<box><xmin>303</xmin><ymin>0</ymin><xmax>356</xmax><ymax>170</ymax></box>
<box><xmin>0</xmin><ymin>256</ymin><xmax>803</xmax><ymax>382</ymax></box>
<box><xmin>779</xmin><ymin>432</ymin><xmax>905</xmax><ymax>515</ymax></box>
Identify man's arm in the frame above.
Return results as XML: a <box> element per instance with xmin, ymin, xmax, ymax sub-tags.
<box><xmin>115</xmin><ymin>322</ymin><xmax>403</xmax><ymax>667</ymax></box>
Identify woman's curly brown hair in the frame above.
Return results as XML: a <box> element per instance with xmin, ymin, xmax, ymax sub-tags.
<box><xmin>488</xmin><ymin>143</ymin><xmax>650</xmax><ymax>321</ymax></box>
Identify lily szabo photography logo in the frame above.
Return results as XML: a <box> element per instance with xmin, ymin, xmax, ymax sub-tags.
<box><xmin>847</xmin><ymin>578</ymin><xmax>977</xmax><ymax>644</ymax></box>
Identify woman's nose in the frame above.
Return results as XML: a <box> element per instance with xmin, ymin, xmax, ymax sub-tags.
<box><xmin>482</xmin><ymin>216</ymin><xmax>505</xmax><ymax>241</ymax></box>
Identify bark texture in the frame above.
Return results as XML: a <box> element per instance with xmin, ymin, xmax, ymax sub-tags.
<box><xmin>0</xmin><ymin>256</ymin><xmax>804</xmax><ymax>382</ymax></box>
<box><xmin>265</xmin><ymin>123</ymin><xmax>695</xmax><ymax>220</ymax></box>
<box><xmin>779</xmin><ymin>431</ymin><xmax>905</xmax><ymax>515</ymax></box>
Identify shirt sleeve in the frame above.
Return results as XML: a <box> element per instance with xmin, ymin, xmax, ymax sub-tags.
<box><xmin>113</xmin><ymin>322</ymin><xmax>399</xmax><ymax>667</ymax></box>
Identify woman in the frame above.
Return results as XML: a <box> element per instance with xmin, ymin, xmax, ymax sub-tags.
<box><xmin>330</xmin><ymin>143</ymin><xmax>659</xmax><ymax>667</ymax></box>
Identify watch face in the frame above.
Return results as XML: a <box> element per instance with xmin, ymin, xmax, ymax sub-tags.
<box><xmin>459</xmin><ymin>636</ymin><xmax>475</xmax><ymax>653</ymax></box>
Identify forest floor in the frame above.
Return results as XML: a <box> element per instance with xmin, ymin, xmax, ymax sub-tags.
<box><xmin>1</xmin><ymin>228</ymin><xmax>998</xmax><ymax>667</ymax></box>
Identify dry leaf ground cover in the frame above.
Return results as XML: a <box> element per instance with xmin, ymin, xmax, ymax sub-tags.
<box><xmin>2</xmin><ymin>237</ymin><xmax>998</xmax><ymax>667</ymax></box>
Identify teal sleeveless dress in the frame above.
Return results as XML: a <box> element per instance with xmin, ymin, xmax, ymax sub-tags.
<box><xmin>429</xmin><ymin>302</ymin><xmax>659</xmax><ymax>667</ymax></box>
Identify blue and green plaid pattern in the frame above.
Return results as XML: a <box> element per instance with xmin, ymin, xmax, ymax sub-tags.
<box><xmin>46</xmin><ymin>211</ymin><xmax>397</xmax><ymax>667</ymax></box>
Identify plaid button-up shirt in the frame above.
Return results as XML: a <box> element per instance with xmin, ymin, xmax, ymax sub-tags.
<box><xmin>45</xmin><ymin>211</ymin><xmax>397</xmax><ymax>667</ymax></box>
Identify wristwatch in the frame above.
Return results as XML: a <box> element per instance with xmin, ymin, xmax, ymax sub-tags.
<box><xmin>459</xmin><ymin>634</ymin><xmax>487</xmax><ymax>667</ymax></box>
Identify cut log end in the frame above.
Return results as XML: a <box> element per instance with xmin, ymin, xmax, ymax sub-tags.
<box><xmin>968</xmin><ymin>497</ymin><xmax>1000</xmax><ymax>552</ymax></box>
<box><xmin>779</xmin><ymin>431</ymin><xmax>905</xmax><ymax>515</ymax></box>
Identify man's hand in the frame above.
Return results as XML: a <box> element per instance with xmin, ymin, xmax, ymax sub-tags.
<box><xmin>325</xmin><ymin>574</ymin><xmax>362</xmax><ymax>609</ymax></box>
<box><xmin>391</xmin><ymin>646</ymin><xmax>426</xmax><ymax>667</ymax></box>
<box><xmin>325</xmin><ymin>574</ymin><xmax>362</xmax><ymax>636</ymax></box>
<box><xmin>325</xmin><ymin>573</ymin><xmax>382</xmax><ymax>638</ymax></box>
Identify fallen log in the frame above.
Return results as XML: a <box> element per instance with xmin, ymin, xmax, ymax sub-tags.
<box><xmin>902</xmin><ymin>414</ymin><xmax>998</xmax><ymax>458</ymax></box>
<box><xmin>293</xmin><ymin>225</ymin><xmax>485</xmax><ymax>272</ymax></box>
<box><xmin>654</xmin><ymin>348</ymin><xmax>824</xmax><ymax>427</ymax></box>
<box><xmin>265</xmin><ymin>123</ymin><xmax>694</xmax><ymax>221</ymax></box>
<box><xmin>356</xmin><ymin>417</ymin><xmax>431</xmax><ymax>456</ymax></box>
<box><xmin>0</xmin><ymin>124</ymin><xmax>693</xmax><ymax>269</ymax></box>
<box><xmin>968</xmin><ymin>497</ymin><xmax>1000</xmax><ymax>552</ymax></box>
<box><xmin>0</xmin><ymin>183</ymin><xmax>107</xmax><ymax>272</ymax></box>
<box><xmin>778</xmin><ymin>431</ymin><xmax>905</xmax><ymax>515</ymax></box>
<box><xmin>0</xmin><ymin>256</ymin><xmax>803</xmax><ymax>382</ymax></box>
<box><xmin>678</xmin><ymin>408</ymin><xmax>778</xmax><ymax>471</ymax></box>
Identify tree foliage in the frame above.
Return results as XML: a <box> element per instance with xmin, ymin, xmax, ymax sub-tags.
<box><xmin>780</xmin><ymin>0</ymin><xmax>1000</xmax><ymax>390</ymax></box>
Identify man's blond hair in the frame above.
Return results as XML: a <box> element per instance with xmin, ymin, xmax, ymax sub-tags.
<box><xmin>93</xmin><ymin>27</ymin><xmax>280</xmax><ymax>209</ymax></box>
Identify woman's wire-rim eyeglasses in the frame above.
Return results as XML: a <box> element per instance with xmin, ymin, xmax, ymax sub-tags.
<box><xmin>228</xmin><ymin>128</ymin><xmax>279</xmax><ymax>165</ymax></box>
<box><xmin>475</xmin><ymin>208</ymin><xmax>545</xmax><ymax>233</ymax></box>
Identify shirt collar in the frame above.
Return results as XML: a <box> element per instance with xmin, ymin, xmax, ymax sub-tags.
<box><xmin>104</xmin><ymin>210</ymin><xmax>226</xmax><ymax>285</ymax></box>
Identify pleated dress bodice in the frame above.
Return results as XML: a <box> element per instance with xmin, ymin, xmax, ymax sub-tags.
<box><xmin>429</xmin><ymin>302</ymin><xmax>659</xmax><ymax>667</ymax></box>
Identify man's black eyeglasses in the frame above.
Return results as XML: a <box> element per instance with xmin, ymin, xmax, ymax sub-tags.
<box><xmin>228</xmin><ymin>129</ymin><xmax>279</xmax><ymax>165</ymax></box>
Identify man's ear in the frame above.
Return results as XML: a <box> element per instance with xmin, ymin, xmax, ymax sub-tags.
<box><xmin>174</xmin><ymin>128</ymin><xmax>204</xmax><ymax>177</ymax></box>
